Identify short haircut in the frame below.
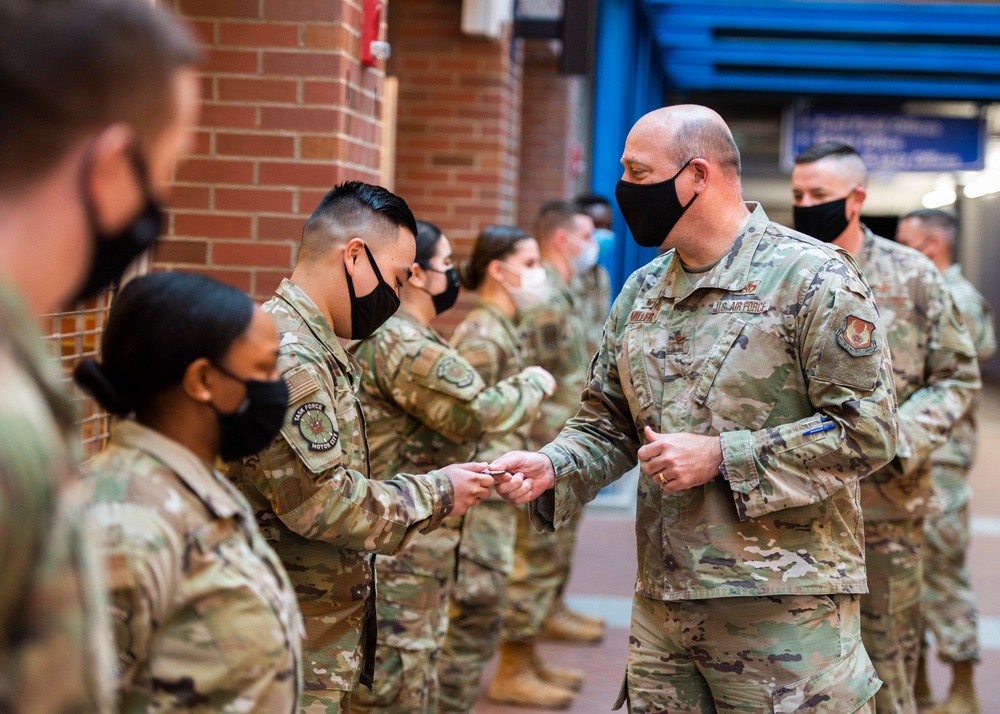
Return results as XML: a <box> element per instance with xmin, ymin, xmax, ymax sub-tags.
<box><xmin>794</xmin><ymin>141</ymin><xmax>862</xmax><ymax>165</ymax></box>
<box><xmin>575</xmin><ymin>194</ymin><xmax>611</xmax><ymax>210</ymax></box>
<box><xmin>534</xmin><ymin>199</ymin><xmax>588</xmax><ymax>241</ymax></box>
<box><xmin>458</xmin><ymin>225</ymin><xmax>532</xmax><ymax>290</ymax></box>
<box><xmin>901</xmin><ymin>208</ymin><xmax>958</xmax><ymax>244</ymax></box>
<box><xmin>674</xmin><ymin>117</ymin><xmax>742</xmax><ymax>178</ymax></box>
<box><xmin>299</xmin><ymin>181</ymin><xmax>418</xmax><ymax>263</ymax></box>
<box><xmin>0</xmin><ymin>0</ymin><xmax>200</xmax><ymax>190</ymax></box>
<box><xmin>74</xmin><ymin>272</ymin><xmax>254</xmax><ymax>416</ymax></box>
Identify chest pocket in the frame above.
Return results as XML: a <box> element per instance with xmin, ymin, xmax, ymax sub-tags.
<box><xmin>693</xmin><ymin>317</ymin><xmax>794</xmax><ymax>431</ymax></box>
<box><xmin>618</xmin><ymin>324</ymin><xmax>654</xmax><ymax>419</ymax></box>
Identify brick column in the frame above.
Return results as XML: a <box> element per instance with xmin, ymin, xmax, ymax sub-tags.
<box><xmin>161</xmin><ymin>0</ymin><xmax>385</xmax><ymax>300</ymax></box>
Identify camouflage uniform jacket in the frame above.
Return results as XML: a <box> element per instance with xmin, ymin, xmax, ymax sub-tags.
<box><xmin>929</xmin><ymin>263</ymin><xmax>995</xmax><ymax>510</ymax></box>
<box><xmin>856</xmin><ymin>229</ymin><xmax>981</xmax><ymax>521</ymax></box>
<box><xmin>531</xmin><ymin>203</ymin><xmax>898</xmax><ymax>601</ymax></box>
<box><xmin>225</xmin><ymin>279</ymin><xmax>455</xmax><ymax>692</ymax></box>
<box><xmin>0</xmin><ymin>279</ymin><xmax>114</xmax><ymax>713</ymax></box>
<box><xmin>350</xmin><ymin>309</ymin><xmax>549</xmax><ymax>582</ymax></box>
<box><xmin>519</xmin><ymin>264</ymin><xmax>592</xmax><ymax>448</ymax></box>
<box><xmin>450</xmin><ymin>300</ymin><xmax>534</xmax><ymax>572</ymax></box>
<box><xmin>85</xmin><ymin>420</ymin><xmax>303</xmax><ymax>713</ymax></box>
<box><xmin>570</xmin><ymin>263</ymin><xmax>612</xmax><ymax>358</ymax></box>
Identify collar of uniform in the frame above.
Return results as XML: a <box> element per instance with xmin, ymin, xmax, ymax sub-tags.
<box><xmin>944</xmin><ymin>263</ymin><xmax>962</xmax><ymax>281</ymax></box>
<box><xmin>395</xmin><ymin>307</ymin><xmax>448</xmax><ymax>347</ymax></box>
<box><xmin>542</xmin><ymin>262</ymin><xmax>574</xmax><ymax>306</ymax></box>
<box><xmin>474</xmin><ymin>298</ymin><xmax>520</xmax><ymax>347</ymax></box>
<box><xmin>110</xmin><ymin>418</ymin><xmax>242</xmax><ymax>521</ymax></box>
<box><xmin>273</xmin><ymin>278</ymin><xmax>355</xmax><ymax>378</ymax></box>
<box><xmin>658</xmin><ymin>202</ymin><xmax>768</xmax><ymax>302</ymax></box>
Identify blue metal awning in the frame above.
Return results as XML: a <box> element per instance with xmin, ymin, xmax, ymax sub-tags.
<box><xmin>645</xmin><ymin>0</ymin><xmax>1000</xmax><ymax>100</ymax></box>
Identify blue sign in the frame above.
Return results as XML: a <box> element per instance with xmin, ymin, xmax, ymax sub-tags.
<box><xmin>781</xmin><ymin>108</ymin><xmax>987</xmax><ymax>173</ymax></box>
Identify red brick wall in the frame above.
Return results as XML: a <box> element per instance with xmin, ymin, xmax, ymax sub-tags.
<box><xmin>518</xmin><ymin>44</ymin><xmax>585</xmax><ymax>230</ymax></box>
<box><xmin>388</xmin><ymin>0</ymin><xmax>525</xmax><ymax>332</ymax></box>
<box><xmin>160</xmin><ymin>0</ymin><xmax>386</xmax><ymax>300</ymax></box>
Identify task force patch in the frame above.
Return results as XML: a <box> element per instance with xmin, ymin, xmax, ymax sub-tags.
<box><xmin>836</xmin><ymin>315</ymin><xmax>878</xmax><ymax>356</ymax></box>
<box><xmin>292</xmin><ymin>401</ymin><xmax>338</xmax><ymax>452</ymax></box>
<box><xmin>436</xmin><ymin>356</ymin><xmax>476</xmax><ymax>388</ymax></box>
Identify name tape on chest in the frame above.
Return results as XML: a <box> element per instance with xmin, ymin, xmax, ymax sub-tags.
<box><xmin>628</xmin><ymin>310</ymin><xmax>657</xmax><ymax>324</ymax></box>
<box><xmin>292</xmin><ymin>401</ymin><xmax>339</xmax><ymax>452</ymax></box>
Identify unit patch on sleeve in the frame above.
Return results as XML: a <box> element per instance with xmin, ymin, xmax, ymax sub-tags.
<box><xmin>836</xmin><ymin>315</ymin><xmax>878</xmax><ymax>357</ymax></box>
<box><xmin>292</xmin><ymin>402</ymin><xmax>338</xmax><ymax>452</ymax></box>
<box><xmin>435</xmin><ymin>356</ymin><xmax>476</xmax><ymax>388</ymax></box>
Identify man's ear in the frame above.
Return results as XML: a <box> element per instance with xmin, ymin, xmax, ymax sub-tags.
<box><xmin>86</xmin><ymin>123</ymin><xmax>141</xmax><ymax>229</ymax></box>
<box><xmin>182</xmin><ymin>356</ymin><xmax>215</xmax><ymax>403</ymax></box>
<box><xmin>343</xmin><ymin>237</ymin><xmax>366</xmax><ymax>278</ymax></box>
<box><xmin>688</xmin><ymin>158</ymin><xmax>711</xmax><ymax>191</ymax></box>
<box><xmin>409</xmin><ymin>262</ymin><xmax>428</xmax><ymax>290</ymax></box>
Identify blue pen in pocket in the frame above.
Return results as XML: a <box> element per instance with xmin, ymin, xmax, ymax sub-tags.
<box><xmin>802</xmin><ymin>420</ymin><xmax>836</xmax><ymax>436</ymax></box>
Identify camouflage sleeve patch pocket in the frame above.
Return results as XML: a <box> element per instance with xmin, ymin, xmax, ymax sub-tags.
<box><xmin>278</xmin><ymin>365</ymin><xmax>342</xmax><ymax>475</ymax></box>
<box><xmin>814</xmin><ymin>286</ymin><xmax>881</xmax><ymax>392</ymax></box>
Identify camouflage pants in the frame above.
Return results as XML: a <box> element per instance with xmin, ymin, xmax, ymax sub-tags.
<box><xmin>438</xmin><ymin>501</ymin><xmax>518</xmax><ymax>713</ymax></box>
<box><xmin>301</xmin><ymin>689</ymin><xmax>352</xmax><ymax>713</ymax></box>
<box><xmin>352</xmin><ymin>574</ymin><xmax>450</xmax><ymax>714</ymax></box>
<box><xmin>860</xmin><ymin>518</ymin><xmax>924</xmax><ymax>714</ymax></box>
<box><xmin>501</xmin><ymin>506</ymin><xmax>568</xmax><ymax>641</ymax></box>
<box><xmin>617</xmin><ymin>593</ymin><xmax>879</xmax><ymax>714</ymax></box>
<box><xmin>923</xmin><ymin>504</ymin><xmax>979</xmax><ymax>663</ymax></box>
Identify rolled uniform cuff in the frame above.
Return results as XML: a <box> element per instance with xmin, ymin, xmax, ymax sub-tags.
<box><xmin>419</xmin><ymin>470</ymin><xmax>455</xmax><ymax>533</ymax></box>
<box><xmin>719</xmin><ymin>429</ymin><xmax>762</xmax><ymax>518</ymax></box>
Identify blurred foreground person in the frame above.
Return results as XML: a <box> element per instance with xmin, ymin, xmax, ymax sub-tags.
<box><xmin>76</xmin><ymin>272</ymin><xmax>303</xmax><ymax>713</ymax></box>
<box><xmin>0</xmin><ymin>1</ymin><xmax>199</xmax><ymax>710</ymax></box>
<box><xmin>349</xmin><ymin>220</ymin><xmax>554</xmax><ymax>713</ymax></box>
<box><xmin>897</xmin><ymin>209</ymin><xmax>996</xmax><ymax>714</ymax></box>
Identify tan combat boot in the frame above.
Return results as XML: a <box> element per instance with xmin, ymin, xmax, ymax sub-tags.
<box><xmin>915</xmin><ymin>651</ymin><xmax>935</xmax><ymax>712</ymax></box>
<box><xmin>528</xmin><ymin>641</ymin><xmax>585</xmax><ymax>691</ymax></box>
<box><xmin>539</xmin><ymin>599</ymin><xmax>604</xmax><ymax>643</ymax></box>
<box><xmin>926</xmin><ymin>661</ymin><xmax>980</xmax><ymax>714</ymax></box>
<box><xmin>487</xmin><ymin>641</ymin><xmax>574</xmax><ymax>709</ymax></box>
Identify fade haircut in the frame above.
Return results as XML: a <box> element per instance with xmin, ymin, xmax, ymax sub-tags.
<box><xmin>795</xmin><ymin>141</ymin><xmax>869</xmax><ymax>186</ymax></box>
<box><xmin>0</xmin><ymin>0</ymin><xmax>200</xmax><ymax>191</ymax></box>
<box><xmin>901</xmin><ymin>208</ymin><xmax>958</xmax><ymax>245</ymax></box>
<box><xmin>674</xmin><ymin>117</ymin><xmax>742</xmax><ymax>178</ymax></box>
<box><xmin>298</xmin><ymin>181</ymin><xmax>418</xmax><ymax>264</ymax></box>
<box><xmin>534</xmin><ymin>199</ymin><xmax>588</xmax><ymax>242</ymax></box>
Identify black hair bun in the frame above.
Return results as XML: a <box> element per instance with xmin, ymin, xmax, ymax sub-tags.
<box><xmin>73</xmin><ymin>359</ymin><xmax>134</xmax><ymax>416</ymax></box>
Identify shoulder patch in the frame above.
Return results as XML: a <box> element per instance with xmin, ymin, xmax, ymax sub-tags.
<box><xmin>836</xmin><ymin>315</ymin><xmax>878</xmax><ymax>357</ymax></box>
<box><xmin>412</xmin><ymin>344</ymin><xmax>447</xmax><ymax>379</ymax></box>
<box><xmin>291</xmin><ymin>401</ymin><xmax>339</xmax><ymax>452</ymax></box>
<box><xmin>436</xmin><ymin>356</ymin><xmax>476</xmax><ymax>388</ymax></box>
<box><xmin>285</xmin><ymin>368</ymin><xmax>321</xmax><ymax>404</ymax></box>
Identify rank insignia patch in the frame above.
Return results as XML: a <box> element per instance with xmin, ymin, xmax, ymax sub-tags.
<box><xmin>292</xmin><ymin>402</ymin><xmax>338</xmax><ymax>452</ymax></box>
<box><xmin>436</xmin><ymin>356</ymin><xmax>476</xmax><ymax>388</ymax></box>
<box><xmin>836</xmin><ymin>315</ymin><xmax>878</xmax><ymax>356</ymax></box>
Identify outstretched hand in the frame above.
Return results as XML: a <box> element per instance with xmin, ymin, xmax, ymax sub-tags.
<box><xmin>637</xmin><ymin>426</ymin><xmax>722</xmax><ymax>493</ymax></box>
<box><xmin>440</xmin><ymin>462</ymin><xmax>494</xmax><ymax>516</ymax></box>
<box><xmin>485</xmin><ymin>451</ymin><xmax>555</xmax><ymax>506</ymax></box>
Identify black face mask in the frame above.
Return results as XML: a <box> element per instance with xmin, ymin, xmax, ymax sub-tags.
<box><xmin>347</xmin><ymin>243</ymin><xmax>401</xmax><ymax>340</ymax></box>
<box><xmin>792</xmin><ymin>196</ymin><xmax>850</xmax><ymax>244</ymax></box>
<box><xmin>211</xmin><ymin>365</ymin><xmax>290</xmax><ymax>462</ymax></box>
<box><xmin>424</xmin><ymin>266</ymin><xmax>461</xmax><ymax>315</ymax></box>
<box><xmin>615</xmin><ymin>160</ymin><xmax>698</xmax><ymax>248</ymax></box>
<box><xmin>75</xmin><ymin>147</ymin><xmax>163</xmax><ymax>302</ymax></box>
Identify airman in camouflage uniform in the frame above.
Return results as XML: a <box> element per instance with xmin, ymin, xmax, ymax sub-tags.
<box><xmin>85</xmin><ymin>420</ymin><xmax>304</xmax><ymax>713</ymax></box>
<box><xmin>492</xmin><ymin>201</ymin><xmax>599</xmax><ymax>708</ymax></box>
<box><xmin>0</xmin><ymin>2</ymin><xmax>198</xmax><ymax>710</ymax></box>
<box><xmin>349</xmin><ymin>307</ymin><xmax>551</xmax><ymax>712</ymax></box>
<box><xmin>896</xmin><ymin>209</ymin><xmax>996</xmax><ymax>714</ymax></box>
<box><xmin>226</xmin><ymin>184</ymin><xmax>494</xmax><ymax>714</ymax></box>
<box><xmin>793</xmin><ymin>145</ymin><xmax>981</xmax><ymax>714</ymax></box>
<box><xmin>0</xmin><ymin>280</ymin><xmax>115</xmax><ymax>714</ymax></box>
<box><xmin>492</xmin><ymin>106</ymin><xmax>899</xmax><ymax>713</ymax></box>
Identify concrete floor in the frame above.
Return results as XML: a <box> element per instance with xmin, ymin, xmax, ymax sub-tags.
<box><xmin>475</xmin><ymin>383</ymin><xmax>1000</xmax><ymax>713</ymax></box>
